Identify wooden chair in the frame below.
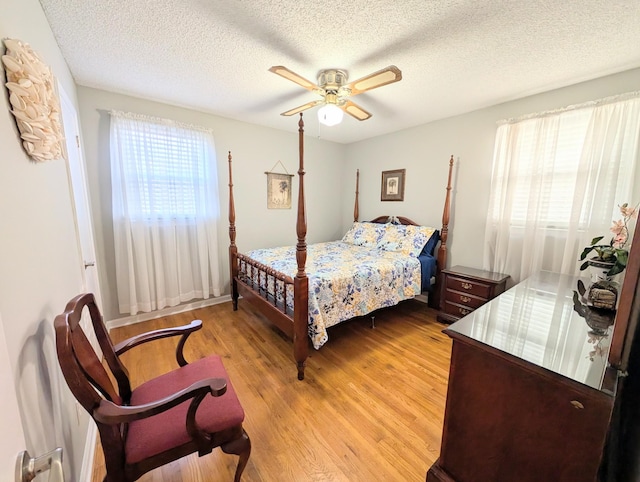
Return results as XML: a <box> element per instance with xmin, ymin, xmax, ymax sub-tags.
<box><xmin>54</xmin><ymin>293</ymin><xmax>251</xmax><ymax>481</ymax></box>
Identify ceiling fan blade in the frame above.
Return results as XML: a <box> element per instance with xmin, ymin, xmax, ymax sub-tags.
<box><xmin>340</xmin><ymin>100</ymin><xmax>372</xmax><ymax>121</ymax></box>
<box><xmin>346</xmin><ymin>65</ymin><xmax>402</xmax><ymax>96</ymax></box>
<box><xmin>281</xmin><ymin>100</ymin><xmax>324</xmax><ymax>116</ymax></box>
<box><xmin>269</xmin><ymin>66</ymin><xmax>320</xmax><ymax>92</ymax></box>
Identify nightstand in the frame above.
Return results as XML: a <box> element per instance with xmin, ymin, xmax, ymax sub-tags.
<box><xmin>437</xmin><ymin>266</ymin><xmax>510</xmax><ymax>323</ymax></box>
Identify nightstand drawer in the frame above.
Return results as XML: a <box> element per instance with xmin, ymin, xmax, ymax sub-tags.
<box><xmin>438</xmin><ymin>267</ymin><xmax>510</xmax><ymax>324</ymax></box>
<box><xmin>446</xmin><ymin>276</ymin><xmax>491</xmax><ymax>299</ymax></box>
<box><xmin>445</xmin><ymin>289</ymin><xmax>486</xmax><ymax>309</ymax></box>
<box><xmin>443</xmin><ymin>301</ymin><xmax>474</xmax><ymax>318</ymax></box>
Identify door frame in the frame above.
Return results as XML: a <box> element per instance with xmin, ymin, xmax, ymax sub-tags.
<box><xmin>58</xmin><ymin>84</ymin><xmax>100</xmax><ymax>482</ymax></box>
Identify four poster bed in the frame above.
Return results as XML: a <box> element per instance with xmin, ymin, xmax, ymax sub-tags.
<box><xmin>228</xmin><ymin>114</ymin><xmax>454</xmax><ymax>380</ymax></box>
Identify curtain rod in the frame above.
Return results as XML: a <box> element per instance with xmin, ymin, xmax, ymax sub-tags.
<box><xmin>498</xmin><ymin>90</ymin><xmax>640</xmax><ymax>125</ymax></box>
<box><xmin>108</xmin><ymin>110</ymin><xmax>214</xmax><ymax>134</ymax></box>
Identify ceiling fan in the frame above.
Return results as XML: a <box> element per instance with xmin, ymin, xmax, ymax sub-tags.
<box><xmin>268</xmin><ymin>65</ymin><xmax>402</xmax><ymax>126</ymax></box>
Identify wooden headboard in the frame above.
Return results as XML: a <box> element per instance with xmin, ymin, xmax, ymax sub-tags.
<box><xmin>369</xmin><ymin>215</ymin><xmax>419</xmax><ymax>225</ymax></box>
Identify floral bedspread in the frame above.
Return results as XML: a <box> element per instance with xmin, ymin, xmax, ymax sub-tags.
<box><xmin>245</xmin><ymin>241</ymin><xmax>421</xmax><ymax>349</ymax></box>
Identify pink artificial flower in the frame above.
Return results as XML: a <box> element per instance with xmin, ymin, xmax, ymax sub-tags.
<box><xmin>610</xmin><ymin>219</ymin><xmax>625</xmax><ymax>236</ymax></box>
<box><xmin>620</xmin><ymin>203</ymin><xmax>638</xmax><ymax>219</ymax></box>
<box><xmin>612</xmin><ymin>233</ymin><xmax>627</xmax><ymax>249</ymax></box>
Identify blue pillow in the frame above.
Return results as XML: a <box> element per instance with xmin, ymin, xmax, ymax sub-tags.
<box><xmin>421</xmin><ymin>230</ymin><xmax>440</xmax><ymax>256</ymax></box>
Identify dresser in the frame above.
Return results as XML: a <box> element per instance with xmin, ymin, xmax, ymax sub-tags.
<box><xmin>427</xmin><ymin>271</ymin><xmax>618</xmax><ymax>482</ymax></box>
<box><xmin>437</xmin><ymin>265</ymin><xmax>509</xmax><ymax>323</ymax></box>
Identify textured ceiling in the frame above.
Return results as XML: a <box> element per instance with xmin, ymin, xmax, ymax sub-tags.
<box><xmin>39</xmin><ymin>0</ymin><xmax>640</xmax><ymax>144</ymax></box>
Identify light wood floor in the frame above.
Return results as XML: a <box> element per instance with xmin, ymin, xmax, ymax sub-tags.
<box><xmin>91</xmin><ymin>299</ymin><xmax>452</xmax><ymax>481</ymax></box>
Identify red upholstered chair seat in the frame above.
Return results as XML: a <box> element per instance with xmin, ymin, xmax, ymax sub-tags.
<box><xmin>126</xmin><ymin>355</ymin><xmax>245</xmax><ymax>464</ymax></box>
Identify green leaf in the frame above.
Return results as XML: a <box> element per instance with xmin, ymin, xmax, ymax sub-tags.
<box><xmin>579</xmin><ymin>246</ymin><xmax>594</xmax><ymax>261</ymax></box>
<box><xmin>579</xmin><ymin>260</ymin><xmax>590</xmax><ymax>271</ymax></box>
<box><xmin>608</xmin><ymin>262</ymin><xmax>625</xmax><ymax>276</ymax></box>
<box><xmin>615</xmin><ymin>249</ymin><xmax>629</xmax><ymax>267</ymax></box>
<box><xmin>590</xmin><ymin>236</ymin><xmax>604</xmax><ymax>245</ymax></box>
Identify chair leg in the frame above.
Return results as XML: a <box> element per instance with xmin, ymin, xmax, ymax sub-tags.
<box><xmin>221</xmin><ymin>429</ymin><xmax>251</xmax><ymax>482</ymax></box>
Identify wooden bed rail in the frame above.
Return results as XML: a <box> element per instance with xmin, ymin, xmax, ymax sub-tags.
<box><xmin>236</xmin><ymin>253</ymin><xmax>294</xmax><ymax>314</ymax></box>
<box><xmin>237</xmin><ymin>253</ymin><xmax>295</xmax><ymax>285</ymax></box>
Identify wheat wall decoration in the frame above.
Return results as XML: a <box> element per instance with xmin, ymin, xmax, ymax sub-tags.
<box><xmin>1</xmin><ymin>38</ymin><xmax>65</xmax><ymax>162</ymax></box>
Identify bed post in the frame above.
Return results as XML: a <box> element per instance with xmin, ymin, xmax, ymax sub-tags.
<box><xmin>432</xmin><ymin>155</ymin><xmax>454</xmax><ymax>310</ymax></box>
<box><xmin>354</xmin><ymin>169</ymin><xmax>360</xmax><ymax>222</ymax></box>
<box><xmin>294</xmin><ymin>113</ymin><xmax>309</xmax><ymax>380</ymax></box>
<box><xmin>228</xmin><ymin>151</ymin><xmax>239</xmax><ymax>310</ymax></box>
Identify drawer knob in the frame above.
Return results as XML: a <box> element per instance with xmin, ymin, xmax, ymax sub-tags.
<box><xmin>461</xmin><ymin>282</ymin><xmax>473</xmax><ymax>290</ymax></box>
<box><xmin>570</xmin><ymin>400</ymin><xmax>584</xmax><ymax>410</ymax></box>
<box><xmin>458</xmin><ymin>307</ymin><xmax>470</xmax><ymax>316</ymax></box>
<box><xmin>460</xmin><ymin>295</ymin><xmax>471</xmax><ymax>303</ymax></box>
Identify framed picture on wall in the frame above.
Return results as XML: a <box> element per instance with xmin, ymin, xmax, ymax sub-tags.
<box><xmin>381</xmin><ymin>169</ymin><xmax>406</xmax><ymax>201</ymax></box>
<box><xmin>266</xmin><ymin>172</ymin><xmax>293</xmax><ymax>209</ymax></box>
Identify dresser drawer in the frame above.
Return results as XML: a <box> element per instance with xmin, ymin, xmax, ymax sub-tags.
<box><xmin>445</xmin><ymin>289</ymin><xmax>486</xmax><ymax>309</ymax></box>
<box><xmin>446</xmin><ymin>276</ymin><xmax>491</xmax><ymax>299</ymax></box>
<box><xmin>443</xmin><ymin>301</ymin><xmax>474</xmax><ymax>318</ymax></box>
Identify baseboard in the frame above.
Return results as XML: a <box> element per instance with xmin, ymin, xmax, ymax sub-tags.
<box><xmin>106</xmin><ymin>295</ymin><xmax>232</xmax><ymax>330</ymax></box>
<box><xmin>79</xmin><ymin>421</ymin><xmax>97</xmax><ymax>482</ymax></box>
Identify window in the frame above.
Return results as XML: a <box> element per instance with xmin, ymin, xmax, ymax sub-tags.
<box><xmin>490</xmin><ymin>111</ymin><xmax>595</xmax><ymax>228</ymax></box>
<box><xmin>484</xmin><ymin>93</ymin><xmax>640</xmax><ymax>283</ymax></box>
<box><xmin>111</xmin><ymin>113</ymin><xmax>217</xmax><ymax>220</ymax></box>
<box><xmin>110</xmin><ymin>111</ymin><xmax>221</xmax><ymax>315</ymax></box>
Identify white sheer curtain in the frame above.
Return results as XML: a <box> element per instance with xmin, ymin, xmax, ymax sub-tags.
<box><xmin>110</xmin><ymin>111</ymin><xmax>221</xmax><ymax>315</ymax></box>
<box><xmin>484</xmin><ymin>93</ymin><xmax>640</xmax><ymax>283</ymax></box>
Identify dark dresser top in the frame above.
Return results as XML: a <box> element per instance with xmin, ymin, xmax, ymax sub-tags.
<box><xmin>442</xmin><ymin>265</ymin><xmax>510</xmax><ymax>283</ymax></box>
<box><xmin>445</xmin><ymin>271</ymin><xmax>616</xmax><ymax>391</ymax></box>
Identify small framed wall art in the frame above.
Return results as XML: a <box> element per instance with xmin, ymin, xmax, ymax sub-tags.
<box><xmin>265</xmin><ymin>160</ymin><xmax>293</xmax><ymax>209</ymax></box>
<box><xmin>381</xmin><ymin>169</ymin><xmax>405</xmax><ymax>201</ymax></box>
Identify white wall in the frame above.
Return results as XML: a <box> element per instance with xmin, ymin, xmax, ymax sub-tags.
<box><xmin>345</xmin><ymin>68</ymin><xmax>640</xmax><ymax>275</ymax></box>
<box><xmin>0</xmin><ymin>0</ymin><xmax>90</xmax><ymax>479</ymax></box>
<box><xmin>79</xmin><ymin>68</ymin><xmax>640</xmax><ymax>322</ymax></box>
<box><xmin>76</xmin><ymin>87</ymin><xmax>347</xmax><ymax>322</ymax></box>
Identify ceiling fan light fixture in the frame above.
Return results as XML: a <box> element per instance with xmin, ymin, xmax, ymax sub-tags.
<box><xmin>318</xmin><ymin>103</ymin><xmax>343</xmax><ymax>126</ymax></box>
<box><xmin>269</xmin><ymin>65</ymin><xmax>402</xmax><ymax>123</ymax></box>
